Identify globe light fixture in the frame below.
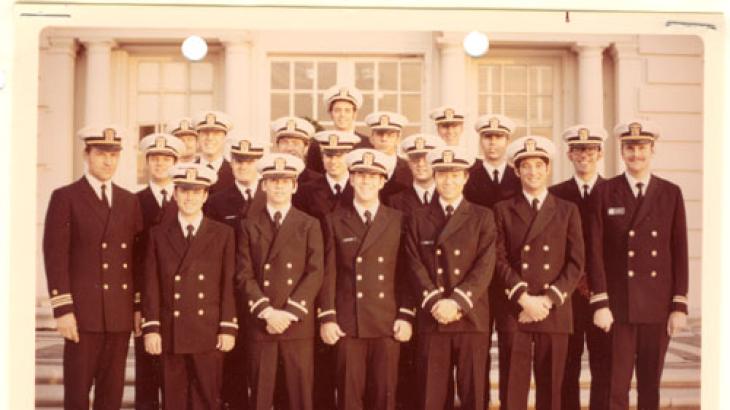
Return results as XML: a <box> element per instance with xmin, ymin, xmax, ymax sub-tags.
<box><xmin>181</xmin><ymin>35</ymin><xmax>208</xmax><ymax>61</ymax></box>
<box><xmin>463</xmin><ymin>31</ymin><xmax>489</xmax><ymax>58</ymax></box>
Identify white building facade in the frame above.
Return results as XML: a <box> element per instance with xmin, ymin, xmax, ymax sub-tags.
<box><xmin>35</xmin><ymin>28</ymin><xmax>704</xmax><ymax>321</ymax></box>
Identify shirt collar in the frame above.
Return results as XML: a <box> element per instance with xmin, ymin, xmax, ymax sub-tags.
<box><xmin>149</xmin><ymin>180</ymin><xmax>174</xmax><ymax>206</ymax></box>
<box><xmin>202</xmin><ymin>156</ymin><xmax>224</xmax><ymax>172</ymax></box>
<box><xmin>523</xmin><ymin>189</ymin><xmax>549</xmax><ymax>210</ymax></box>
<box><xmin>624</xmin><ymin>172</ymin><xmax>651</xmax><ymax>197</ymax></box>
<box><xmin>573</xmin><ymin>174</ymin><xmax>599</xmax><ymax>196</ymax></box>
<box><xmin>412</xmin><ymin>183</ymin><xmax>436</xmax><ymax>204</ymax></box>
<box><xmin>267</xmin><ymin>203</ymin><xmax>291</xmax><ymax>223</ymax></box>
<box><xmin>384</xmin><ymin>153</ymin><xmax>397</xmax><ymax>178</ymax></box>
<box><xmin>84</xmin><ymin>172</ymin><xmax>113</xmax><ymax>204</ymax></box>
<box><xmin>178</xmin><ymin>212</ymin><xmax>203</xmax><ymax>237</ymax></box>
<box><xmin>325</xmin><ymin>172</ymin><xmax>350</xmax><ymax>195</ymax></box>
<box><xmin>352</xmin><ymin>199</ymin><xmax>380</xmax><ymax>224</ymax></box>
<box><xmin>235</xmin><ymin>179</ymin><xmax>259</xmax><ymax>199</ymax></box>
<box><xmin>483</xmin><ymin>160</ymin><xmax>507</xmax><ymax>182</ymax></box>
<box><xmin>438</xmin><ymin>195</ymin><xmax>463</xmax><ymax>214</ymax></box>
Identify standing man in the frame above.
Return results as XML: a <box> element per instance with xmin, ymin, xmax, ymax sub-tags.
<box><xmin>429</xmin><ymin>106</ymin><xmax>465</xmax><ymax>146</ymax></box>
<box><xmin>238</xmin><ymin>153</ymin><xmax>324</xmax><ymax>410</ymax></box>
<box><xmin>142</xmin><ymin>163</ymin><xmax>238</xmax><ymax>410</ymax></box>
<box><xmin>167</xmin><ymin>117</ymin><xmax>199</xmax><ymax>164</ymax></box>
<box><xmin>134</xmin><ymin>132</ymin><xmax>186</xmax><ymax>410</ymax></box>
<box><xmin>588</xmin><ymin>120</ymin><xmax>689</xmax><ymax>410</ymax></box>
<box><xmin>295</xmin><ymin>130</ymin><xmax>360</xmax><ymax>221</ymax></box>
<box><xmin>318</xmin><ymin>148</ymin><xmax>414</xmax><ymax>410</ymax></box>
<box><xmin>550</xmin><ymin>125</ymin><xmax>611</xmax><ymax>410</ymax></box>
<box><xmin>271</xmin><ymin>116</ymin><xmax>322</xmax><ymax>187</ymax></box>
<box><xmin>494</xmin><ymin>136</ymin><xmax>584</xmax><ymax>410</ymax></box>
<box><xmin>43</xmin><ymin>125</ymin><xmax>143</xmax><ymax>410</ymax></box>
<box><xmin>386</xmin><ymin>133</ymin><xmax>443</xmax><ymax>215</ymax></box>
<box><xmin>193</xmin><ymin>110</ymin><xmax>235</xmax><ymax>194</ymax></box>
<box><xmin>404</xmin><ymin>145</ymin><xmax>497</xmax><ymax>410</ymax></box>
<box><xmin>463</xmin><ymin>113</ymin><xmax>521</xmax><ymax>409</ymax></box>
<box><xmin>363</xmin><ymin>111</ymin><xmax>412</xmax><ymax>202</ymax></box>
<box><xmin>306</xmin><ymin>85</ymin><xmax>370</xmax><ymax>174</ymax></box>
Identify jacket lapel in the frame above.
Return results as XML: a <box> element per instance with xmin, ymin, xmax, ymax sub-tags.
<box><xmin>436</xmin><ymin>201</ymin><xmax>471</xmax><ymax>246</ymax></box>
<box><xmin>79</xmin><ymin>177</ymin><xmax>110</xmax><ymax>224</ymax></box>
<box><xmin>358</xmin><ymin>207</ymin><xmax>393</xmax><ymax>254</ymax></box>
<box><xmin>510</xmin><ymin>194</ymin><xmax>533</xmax><ymax>226</ymax></box>
<box><xmin>525</xmin><ymin>193</ymin><xmax>557</xmax><ymax>244</ymax></box>
<box><xmin>178</xmin><ymin>218</ymin><xmax>215</xmax><ymax>272</ymax></box>
<box><xmin>630</xmin><ymin>175</ymin><xmax>658</xmax><ymax>228</ymax></box>
<box><xmin>340</xmin><ymin>206</ymin><xmax>367</xmax><ymax>239</ymax></box>
<box><xmin>266</xmin><ymin>209</ymin><xmax>298</xmax><ymax>262</ymax></box>
<box><xmin>165</xmin><ymin>218</ymin><xmax>187</xmax><ymax>259</ymax></box>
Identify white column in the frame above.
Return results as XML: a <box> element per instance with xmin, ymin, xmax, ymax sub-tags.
<box><xmin>221</xmin><ymin>34</ymin><xmax>253</xmax><ymax>138</ymax></box>
<box><xmin>436</xmin><ymin>32</ymin><xmax>475</xmax><ymax>152</ymax></box>
<box><xmin>36</xmin><ymin>36</ymin><xmax>78</xmax><ymax>321</ymax></box>
<box><xmin>573</xmin><ymin>41</ymin><xmax>609</xmax><ymax>175</ymax></box>
<box><xmin>610</xmin><ymin>41</ymin><xmax>642</xmax><ymax>174</ymax></box>
<box><xmin>80</xmin><ymin>37</ymin><xmax>115</xmax><ymax>125</ymax></box>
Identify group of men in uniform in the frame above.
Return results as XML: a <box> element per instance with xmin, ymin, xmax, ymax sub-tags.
<box><xmin>43</xmin><ymin>83</ymin><xmax>689</xmax><ymax>410</ymax></box>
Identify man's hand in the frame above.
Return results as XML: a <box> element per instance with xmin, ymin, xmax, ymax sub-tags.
<box><xmin>593</xmin><ymin>307</ymin><xmax>614</xmax><ymax>333</ymax></box>
<box><xmin>320</xmin><ymin>322</ymin><xmax>346</xmax><ymax>345</ymax></box>
<box><xmin>431</xmin><ymin>299</ymin><xmax>461</xmax><ymax>324</ymax></box>
<box><xmin>216</xmin><ymin>334</ymin><xmax>236</xmax><ymax>352</ymax></box>
<box><xmin>133</xmin><ymin>312</ymin><xmax>142</xmax><ymax>337</ymax></box>
<box><xmin>667</xmin><ymin>311</ymin><xmax>687</xmax><ymax>337</ymax></box>
<box><xmin>517</xmin><ymin>294</ymin><xmax>550</xmax><ymax>322</ymax></box>
<box><xmin>264</xmin><ymin>309</ymin><xmax>293</xmax><ymax>334</ymax></box>
<box><xmin>56</xmin><ymin>312</ymin><xmax>79</xmax><ymax>343</ymax></box>
<box><xmin>393</xmin><ymin>320</ymin><xmax>413</xmax><ymax>342</ymax></box>
<box><xmin>144</xmin><ymin>333</ymin><xmax>162</xmax><ymax>355</ymax></box>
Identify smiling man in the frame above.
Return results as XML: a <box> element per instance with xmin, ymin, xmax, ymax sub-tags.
<box><xmin>363</xmin><ymin>111</ymin><xmax>413</xmax><ymax>202</ymax></box>
<box><xmin>587</xmin><ymin>120</ymin><xmax>689</xmax><ymax>410</ymax></box>
<box><xmin>193</xmin><ymin>110</ymin><xmax>235</xmax><ymax>194</ymax></box>
<box><xmin>167</xmin><ymin>117</ymin><xmax>199</xmax><ymax>164</ymax></box>
<box><xmin>271</xmin><ymin>116</ymin><xmax>322</xmax><ymax>187</ymax></box>
<box><xmin>429</xmin><ymin>106</ymin><xmax>465</xmax><ymax>147</ymax></box>
<box><xmin>43</xmin><ymin>125</ymin><xmax>143</xmax><ymax>410</ymax></box>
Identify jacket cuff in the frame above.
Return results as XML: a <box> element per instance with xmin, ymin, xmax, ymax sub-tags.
<box><xmin>248</xmin><ymin>297</ymin><xmax>272</xmax><ymax>318</ymax></box>
<box><xmin>317</xmin><ymin>308</ymin><xmax>337</xmax><ymax>324</ymax></box>
<box><xmin>283</xmin><ymin>298</ymin><xmax>309</xmax><ymax>321</ymax></box>
<box><xmin>672</xmin><ymin>295</ymin><xmax>688</xmax><ymax>314</ymax></box>
<box><xmin>451</xmin><ymin>287</ymin><xmax>475</xmax><ymax>314</ymax></box>
<box><xmin>420</xmin><ymin>287</ymin><xmax>443</xmax><ymax>312</ymax></box>
<box><xmin>589</xmin><ymin>292</ymin><xmax>610</xmax><ymax>310</ymax></box>
<box><xmin>545</xmin><ymin>285</ymin><xmax>567</xmax><ymax>307</ymax></box>
<box><xmin>141</xmin><ymin>319</ymin><xmax>161</xmax><ymax>335</ymax></box>
<box><xmin>134</xmin><ymin>292</ymin><xmax>142</xmax><ymax>312</ymax></box>
<box><xmin>50</xmin><ymin>293</ymin><xmax>74</xmax><ymax>318</ymax></box>
<box><xmin>505</xmin><ymin>282</ymin><xmax>528</xmax><ymax>302</ymax></box>
<box><xmin>218</xmin><ymin>319</ymin><xmax>239</xmax><ymax>336</ymax></box>
<box><xmin>397</xmin><ymin>307</ymin><xmax>417</xmax><ymax>323</ymax></box>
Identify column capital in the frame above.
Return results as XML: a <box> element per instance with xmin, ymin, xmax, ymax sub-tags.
<box><xmin>610</xmin><ymin>41</ymin><xmax>640</xmax><ymax>60</ymax></box>
<box><xmin>43</xmin><ymin>36</ymin><xmax>78</xmax><ymax>57</ymax></box>
<box><xmin>571</xmin><ymin>41</ymin><xmax>610</xmax><ymax>56</ymax></box>
<box><xmin>435</xmin><ymin>31</ymin><xmax>465</xmax><ymax>50</ymax></box>
<box><xmin>218</xmin><ymin>32</ymin><xmax>254</xmax><ymax>49</ymax></box>
<box><xmin>79</xmin><ymin>37</ymin><xmax>116</xmax><ymax>51</ymax></box>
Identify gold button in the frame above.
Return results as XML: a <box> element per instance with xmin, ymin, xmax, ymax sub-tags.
<box><xmin>378</xmin><ymin>274</ymin><xmax>384</xmax><ymax>281</ymax></box>
<box><xmin>467</xmin><ymin>290</ymin><xmax>472</xmax><ymax>297</ymax></box>
<box><xmin>51</xmin><ymin>289</ymin><xmax>58</xmax><ymax>296</ymax></box>
<box><xmin>103</xmin><ymin>284</ymin><xmax>109</xmax><ymax>290</ymax></box>
<box><xmin>543</xmin><ymin>245</ymin><xmax>550</xmax><ymax>252</ymax></box>
<box><xmin>286</xmin><ymin>262</ymin><xmax>292</xmax><ymax>269</ymax></box>
<box><xmin>264</xmin><ymin>264</ymin><xmax>271</xmax><ymax>270</ymax></box>
<box><xmin>122</xmin><ymin>283</ymin><xmax>128</xmax><ymax>290</ymax></box>
<box><xmin>543</xmin><ymin>284</ymin><xmax>549</xmax><ymax>289</ymax></box>
<box><xmin>198</xmin><ymin>292</ymin><xmax>204</xmax><ymax>299</ymax></box>
<box><xmin>174</xmin><ymin>293</ymin><xmax>180</xmax><ymax>299</ymax></box>
<box><xmin>437</xmin><ymin>268</ymin><xmax>443</xmax><ymax>275</ymax></box>
<box><xmin>198</xmin><ymin>274</ymin><xmax>204</xmax><ymax>280</ymax></box>
<box><xmin>301</xmin><ymin>300</ymin><xmax>306</xmax><ymax>306</ymax></box>
<box><xmin>102</xmin><ymin>263</ymin><xmax>109</xmax><ymax>270</ymax></box>
<box><xmin>101</xmin><ymin>242</ymin><xmax>107</xmax><ymax>249</ymax></box>
<box><xmin>454</xmin><ymin>268</ymin><xmax>461</xmax><ymax>275</ymax></box>
<box><xmin>629</xmin><ymin>230</ymin><xmax>635</xmax><ymax>237</ymax></box>
<box><xmin>198</xmin><ymin>309</ymin><xmax>204</xmax><ymax>316</ymax></box>
<box><xmin>436</xmin><ymin>249</ymin><xmax>442</xmax><ymax>255</ymax></box>
<box><xmin>651</xmin><ymin>250</ymin><xmax>657</xmax><ymax>257</ymax></box>
<box><xmin>628</xmin><ymin>270</ymin><xmax>634</xmax><ymax>277</ymax></box>
<box><xmin>357</xmin><ymin>292</ymin><xmax>363</xmax><ymax>299</ymax></box>
<box><xmin>263</xmin><ymin>280</ymin><xmax>270</xmax><ymax>287</ymax></box>
<box><xmin>378</xmin><ymin>256</ymin><xmax>384</xmax><ymax>263</ymax></box>
<box><xmin>248</xmin><ymin>300</ymin><xmax>253</xmax><ymax>307</ymax></box>
<box><xmin>628</xmin><ymin>250</ymin><xmax>635</xmax><ymax>257</ymax></box>
<box><xmin>454</xmin><ymin>249</ymin><xmax>461</xmax><ymax>256</ymax></box>
<box><xmin>522</xmin><ymin>263</ymin><xmax>529</xmax><ymax>270</ymax></box>
<box><xmin>378</xmin><ymin>292</ymin><xmax>385</xmax><ymax>299</ymax></box>
<box><xmin>523</xmin><ymin>245</ymin><xmax>530</xmax><ymax>252</ymax></box>
<box><xmin>651</xmin><ymin>271</ymin><xmax>657</xmax><ymax>277</ymax></box>
<box><xmin>174</xmin><ymin>310</ymin><xmax>180</xmax><ymax>317</ymax></box>
<box><xmin>233</xmin><ymin>317</ymin><xmax>238</xmax><ymax>323</ymax></box>
<box><xmin>439</xmin><ymin>286</ymin><xmax>444</xmax><ymax>292</ymax></box>
<box><xmin>356</xmin><ymin>257</ymin><xmax>363</xmax><ymax>263</ymax></box>
<box><xmin>175</xmin><ymin>275</ymin><xmax>181</xmax><ymax>282</ymax></box>
<box><xmin>121</xmin><ymin>242</ymin><xmax>127</xmax><ymax>249</ymax></box>
<box><xmin>287</xmin><ymin>278</ymin><xmax>293</xmax><ymax>286</ymax></box>
<box><xmin>651</xmin><ymin>230</ymin><xmax>658</xmax><ymax>237</ymax></box>
<box><xmin>357</xmin><ymin>274</ymin><xmax>363</xmax><ymax>281</ymax></box>
<box><xmin>543</xmin><ymin>264</ymin><xmax>550</xmax><ymax>270</ymax></box>
<box><xmin>423</xmin><ymin>290</ymin><xmax>428</xmax><ymax>297</ymax></box>
<box><xmin>122</xmin><ymin>263</ymin><xmax>128</xmax><ymax>269</ymax></box>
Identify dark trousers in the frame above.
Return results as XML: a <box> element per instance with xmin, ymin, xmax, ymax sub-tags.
<box><xmin>248</xmin><ymin>338</ymin><xmax>314</xmax><ymax>410</ymax></box>
<box><xmin>506</xmin><ymin>331</ymin><xmax>569</xmax><ymax>410</ymax></box>
<box><xmin>561</xmin><ymin>294</ymin><xmax>612</xmax><ymax>410</ymax></box>
<box><xmin>161</xmin><ymin>350</ymin><xmax>224</xmax><ymax>410</ymax></box>
<box><xmin>395</xmin><ymin>335</ymin><xmax>417</xmax><ymax>410</ymax></box>
<box><xmin>63</xmin><ymin>331</ymin><xmax>130</xmax><ymax>410</ymax></box>
<box><xmin>496</xmin><ymin>330</ymin><xmax>515</xmax><ymax>410</ymax></box>
<box><xmin>222</xmin><ymin>330</ymin><xmax>249</xmax><ymax>410</ymax></box>
<box><xmin>416</xmin><ymin>332</ymin><xmax>489</xmax><ymax>410</ymax></box>
<box><xmin>610</xmin><ymin>323</ymin><xmax>670</xmax><ymax>410</ymax></box>
<box><xmin>313</xmin><ymin>337</ymin><xmax>337</xmax><ymax>410</ymax></box>
<box><xmin>335</xmin><ymin>337</ymin><xmax>400</xmax><ymax>410</ymax></box>
<box><xmin>134</xmin><ymin>335</ymin><xmax>162</xmax><ymax>410</ymax></box>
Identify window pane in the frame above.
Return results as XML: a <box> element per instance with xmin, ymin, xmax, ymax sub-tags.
<box><xmin>189</xmin><ymin>94</ymin><xmax>214</xmax><ymax>115</ymax></box>
<box><xmin>137</xmin><ymin>94</ymin><xmax>160</xmax><ymax>123</ymax></box>
<box><xmin>379</xmin><ymin>93</ymin><xmax>397</xmax><ymax>112</ymax></box>
<box><xmin>378</xmin><ymin>62</ymin><xmax>398</xmax><ymax>91</ymax></box>
<box><xmin>478</xmin><ymin>65</ymin><xmax>501</xmax><ymax>94</ymax></box>
<box><xmin>504</xmin><ymin>66</ymin><xmax>527</xmax><ymax>93</ymax></box>
<box><xmin>504</xmin><ymin>95</ymin><xmax>527</xmax><ymax>123</ymax></box>
<box><xmin>295</xmin><ymin>62</ymin><xmax>314</xmax><ymax>89</ymax></box>
<box><xmin>162</xmin><ymin>62</ymin><xmax>187</xmax><ymax>92</ymax></box>
<box><xmin>271</xmin><ymin>62</ymin><xmax>290</xmax><ymax>89</ymax></box>
<box><xmin>318</xmin><ymin>62</ymin><xmax>337</xmax><ymax>89</ymax></box>
<box><xmin>270</xmin><ymin>93</ymin><xmax>289</xmax><ymax>120</ymax></box>
<box><xmin>357</xmin><ymin>94</ymin><xmax>374</xmax><ymax>121</ymax></box>
<box><xmin>401</xmin><ymin>62</ymin><xmax>422</xmax><ymax>92</ymax></box>
<box><xmin>137</xmin><ymin>62</ymin><xmax>160</xmax><ymax>92</ymax></box>
<box><xmin>530</xmin><ymin>126</ymin><xmax>553</xmax><ymax>139</ymax></box>
<box><xmin>355</xmin><ymin>63</ymin><xmax>374</xmax><ymax>90</ymax></box>
<box><xmin>190</xmin><ymin>62</ymin><xmax>214</xmax><ymax>92</ymax></box>
<box><xmin>529</xmin><ymin>96</ymin><xmax>553</xmax><ymax>126</ymax></box>
<box><xmin>401</xmin><ymin>94</ymin><xmax>421</xmax><ymax>122</ymax></box>
<box><xmin>403</xmin><ymin>125</ymin><xmax>421</xmax><ymax>138</ymax></box>
<box><xmin>529</xmin><ymin>66</ymin><xmax>553</xmax><ymax>95</ymax></box>
<box><xmin>294</xmin><ymin>93</ymin><xmax>313</xmax><ymax>118</ymax></box>
<box><xmin>162</xmin><ymin>94</ymin><xmax>186</xmax><ymax>121</ymax></box>
<box><xmin>479</xmin><ymin>95</ymin><xmax>503</xmax><ymax>115</ymax></box>
<box><xmin>316</xmin><ymin>92</ymin><xmax>329</xmax><ymax>121</ymax></box>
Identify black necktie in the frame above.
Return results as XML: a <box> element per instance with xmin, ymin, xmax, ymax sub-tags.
<box><xmin>582</xmin><ymin>184</ymin><xmax>590</xmax><ymax>200</ymax></box>
<box><xmin>532</xmin><ymin>198</ymin><xmax>540</xmax><ymax>212</ymax></box>
<box><xmin>206</xmin><ymin>163</ymin><xmax>215</xmax><ymax>171</ymax></box>
<box><xmin>245</xmin><ymin>188</ymin><xmax>252</xmax><ymax>201</ymax></box>
<box><xmin>273</xmin><ymin>211</ymin><xmax>282</xmax><ymax>230</ymax></box>
<box><xmin>364</xmin><ymin>210</ymin><xmax>372</xmax><ymax>226</ymax></box>
<box><xmin>101</xmin><ymin>184</ymin><xmax>110</xmax><ymax>209</ymax></box>
<box><xmin>160</xmin><ymin>188</ymin><xmax>169</xmax><ymax>207</ymax></box>
<box><xmin>636</xmin><ymin>182</ymin><xmax>645</xmax><ymax>201</ymax></box>
<box><xmin>334</xmin><ymin>184</ymin><xmax>342</xmax><ymax>197</ymax></box>
<box><xmin>492</xmin><ymin>169</ymin><xmax>500</xmax><ymax>184</ymax></box>
<box><xmin>186</xmin><ymin>224</ymin><xmax>194</xmax><ymax>244</ymax></box>
<box><xmin>445</xmin><ymin>205</ymin><xmax>454</xmax><ymax>220</ymax></box>
<box><xmin>423</xmin><ymin>191</ymin><xmax>430</xmax><ymax>205</ymax></box>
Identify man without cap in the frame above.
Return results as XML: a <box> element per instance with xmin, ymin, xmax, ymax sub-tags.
<box><xmin>404</xmin><ymin>146</ymin><xmax>497</xmax><ymax>410</ymax></box>
<box><xmin>238</xmin><ymin>153</ymin><xmax>324</xmax><ymax>410</ymax></box>
<box><xmin>318</xmin><ymin>148</ymin><xmax>415</xmax><ymax>410</ymax></box>
<box><xmin>463</xmin><ymin>114</ymin><xmax>522</xmax><ymax>409</ymax></box>
<box><xmin>363</xmin><ymin>111</ymin><xmax>413</xmax><ymax>202</ymax></box>
<box><xmin>306</xmin><ymin>85</ymin><xmax>372</xmax><ymax>174</ymax></box>
<box><xmin>272</xmin><ymin>116</ymin><xmax>322</xmax><ymax>187</ymax></box>
<box><xmin>194</xmin><ymin>110</ymin><xmax>235</xmax><ymax>194</ymax></box>
<box><xmin>587</xmin><ymin>120</ymin><xmax>688</xmax><ymax>410</ymax></box>
<box><xmin>493</xmin><ymin>136</ymin><xmax>584</xmax><ymax>410</ymax></box>
<box><xmin>142</xmin><ymin>163</ymin><xmax>238</xmax><ymax>410</ymax></box>
<box><xmin>134</xmin><ymin>132</ymin><xmax>186</xmax><ymax>410</ymax></box>
<box><xmin>167</xmin><ymin>117</ymin><xmax>199</xmax><ymax>164</ymax></box>
<box><xmin>430</xmin><ymin>106</ymin><xmax>465</xmax><ymax>147</ymax></box>
<box><xmin>43</xmin><ymin>125</ymin><xmax>143</xmax><ymax>410</ymax></box>
<box><xmin>549</xmin><ymin>125</ymin><xmax>611</xmax><ymax>410</ymax></box>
